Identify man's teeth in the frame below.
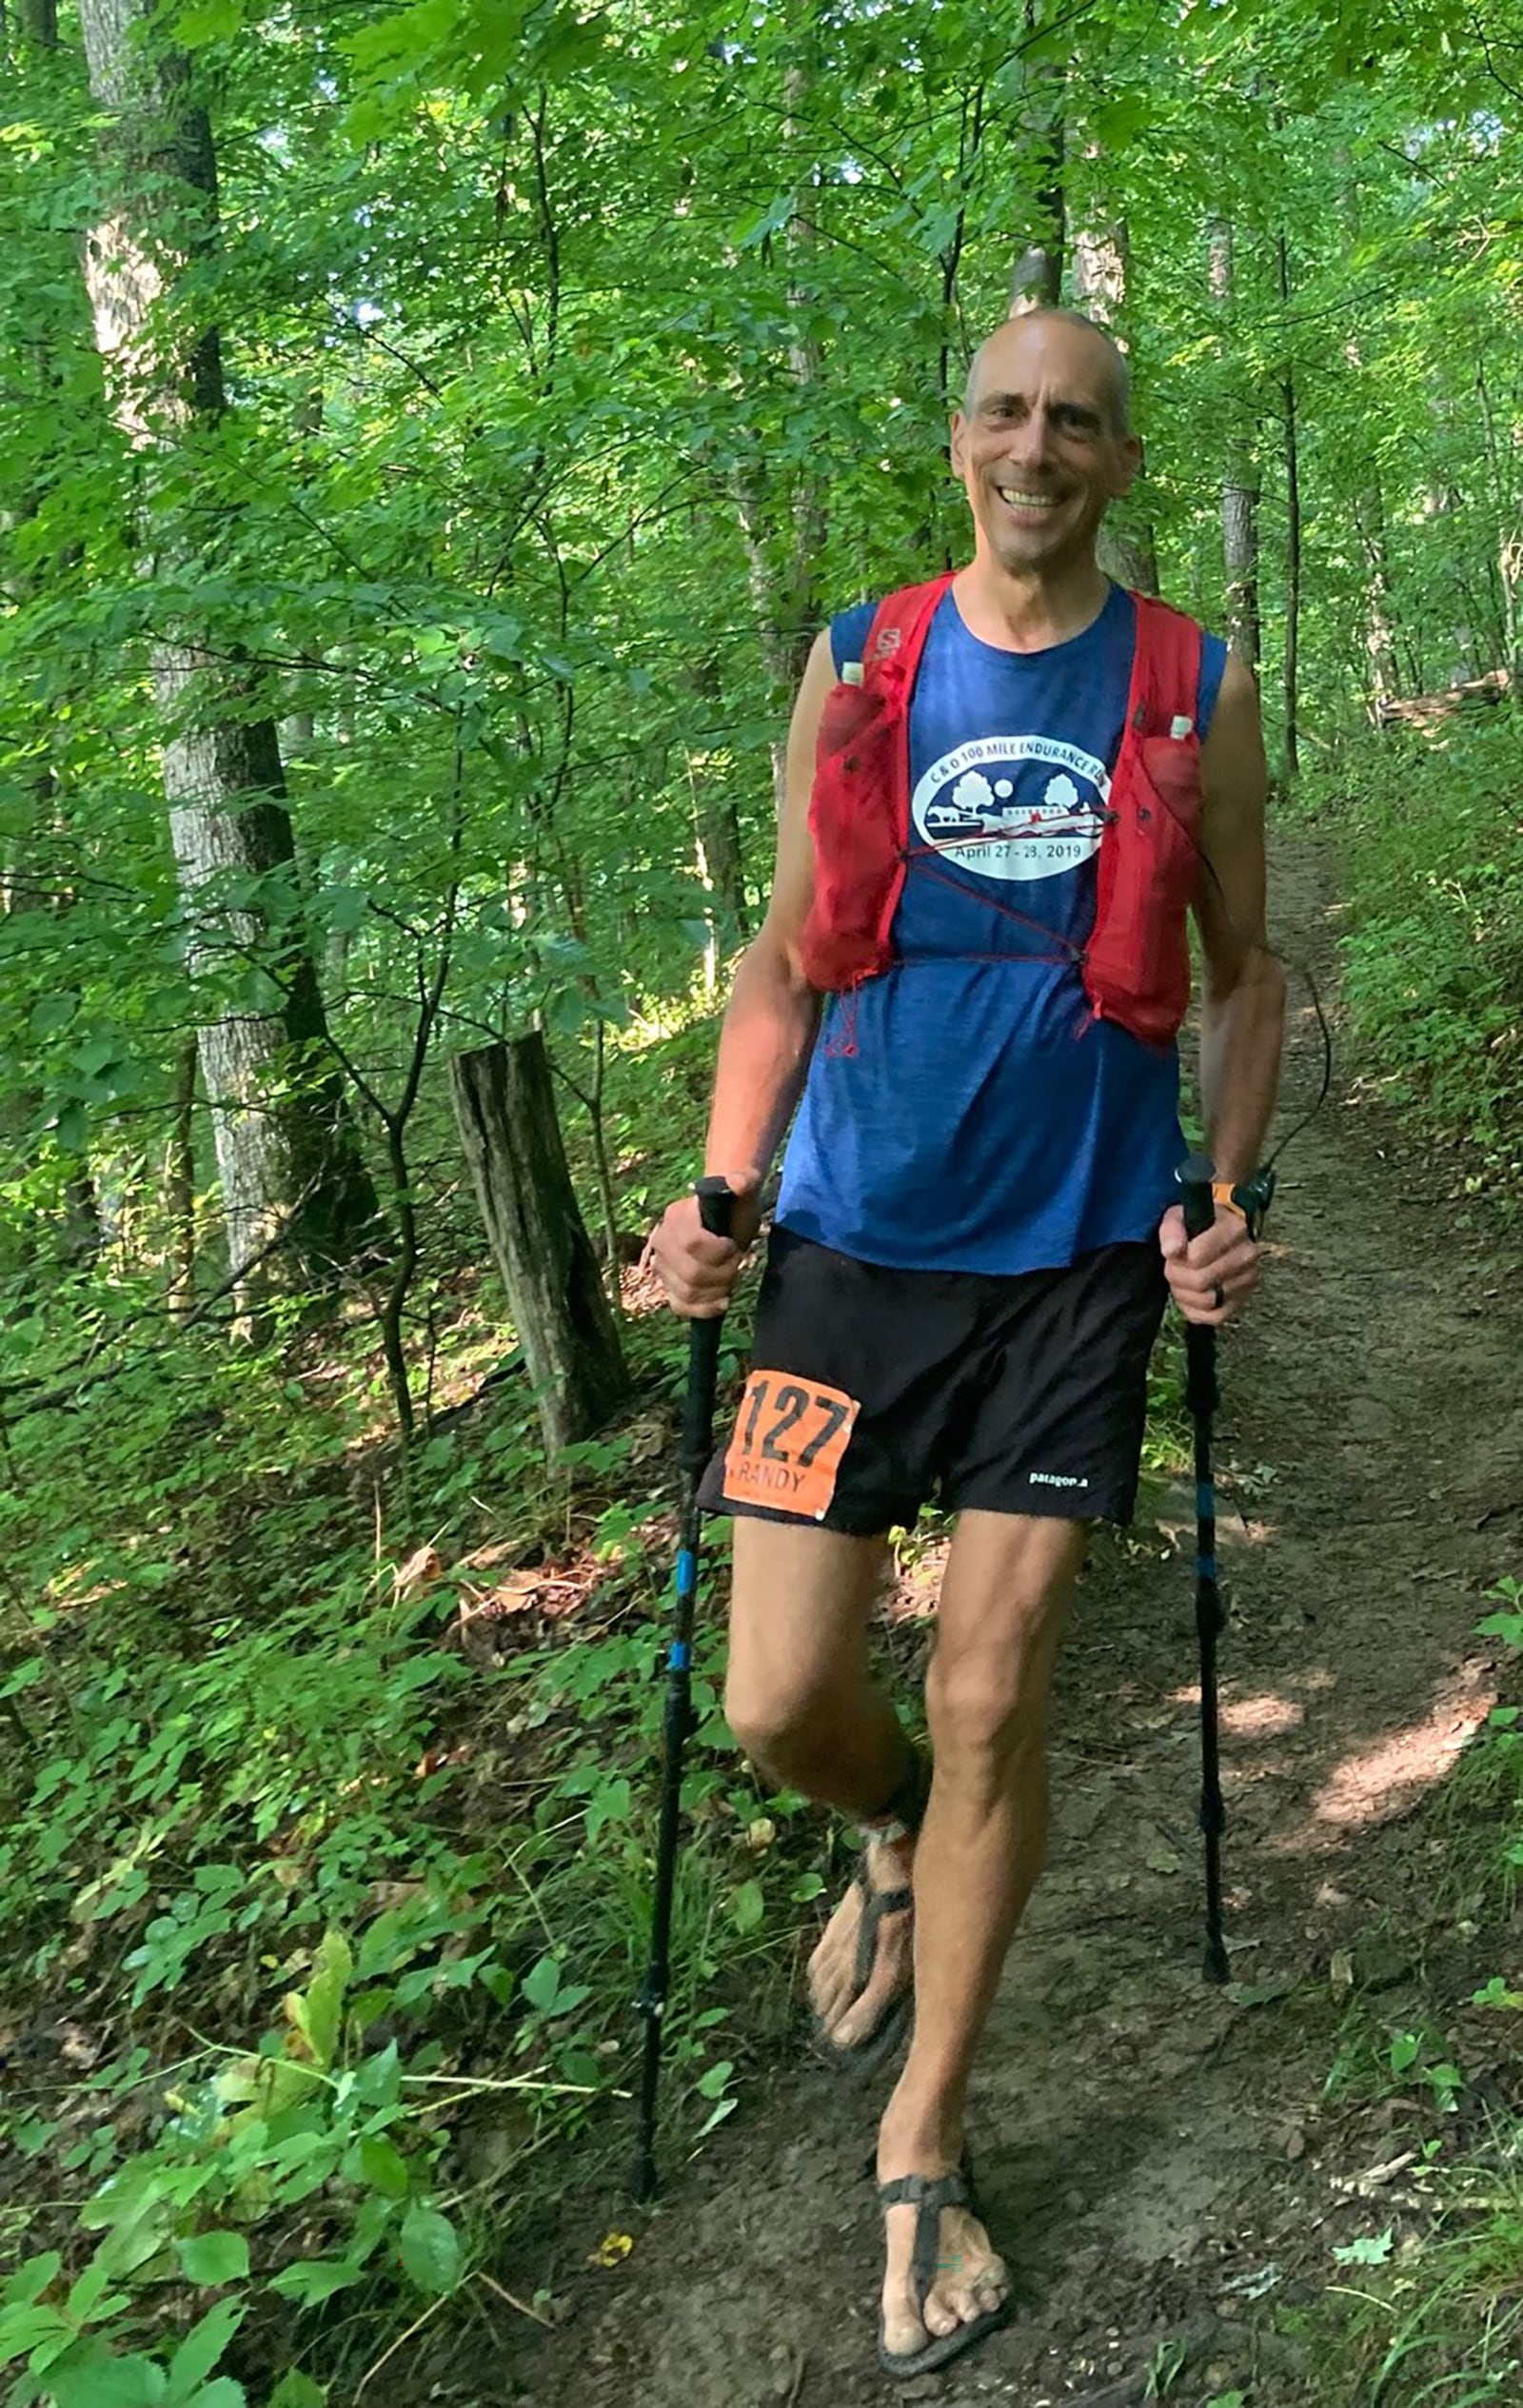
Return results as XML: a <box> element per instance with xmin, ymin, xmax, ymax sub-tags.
<box><xmin>997</xmin><ymin>487</ymin><xmax>1060</xmax><ymax>507</ymax></box>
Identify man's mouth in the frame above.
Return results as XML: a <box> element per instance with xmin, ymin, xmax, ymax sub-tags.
<box><xmin>994</xmin><ymin>484</ymin><xmax>1062</xmax><ymax>512</ymax></box>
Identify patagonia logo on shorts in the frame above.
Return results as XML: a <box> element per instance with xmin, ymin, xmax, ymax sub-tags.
<box><xmin>1028</xmin><ymin>1470</ymin><xmax>1089</xmax><ymax>1489</ymax></box>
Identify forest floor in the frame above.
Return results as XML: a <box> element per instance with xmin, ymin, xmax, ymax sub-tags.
<box><xmin>502</xmin><ymin>835</ymin><xmax>1523</xmax><ymax>2408</ymax></box>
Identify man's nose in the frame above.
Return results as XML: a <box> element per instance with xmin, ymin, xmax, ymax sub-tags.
<box><xmin>1006</xmin><ymin>407</ymin><xmax>1056</xmax><ymax>465</ymax></box>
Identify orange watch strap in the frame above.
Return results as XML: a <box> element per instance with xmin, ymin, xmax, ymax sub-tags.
<box><xmin>1211</xmin><ymin>1180</ymin><xmax>1248</xmax><ymax>1221</ymax></box>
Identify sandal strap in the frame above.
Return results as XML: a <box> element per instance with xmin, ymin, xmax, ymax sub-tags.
<box><xmin>849</xmin><ymin>1864</ymin><xmax>915</xmax><ymax>1993</ymax></box>
<box><xmin>876</xmin><ymin>2170</ymin><xmax>972</xmax><ymax>2308</ymax></box>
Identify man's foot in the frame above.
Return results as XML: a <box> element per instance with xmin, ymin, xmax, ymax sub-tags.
<box><xmin>806</xmin><ymin>1829</ymin><xmax>916</xmax><ymax>2064</ymax></box>
<box><xmin>876</xmin><ymin>2105</ymin><xmax>1010</xmax><ymax>2372</ymax></box>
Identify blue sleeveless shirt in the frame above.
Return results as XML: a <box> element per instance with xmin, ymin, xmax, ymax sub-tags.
<box><xmin>775</xmin><ymin>583</ymin><xmax>1228</xmax><ymax>1274</ymax></box>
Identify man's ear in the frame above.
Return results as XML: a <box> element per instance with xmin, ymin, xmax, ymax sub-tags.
<box><xmin>949</xmin><ymin>409</ymin><xmax>969</xmax><ymax>476</ymax></box>
<box><xmin>1113</xmin><ymin>432</ymin><xmax>1144</xmax><ymax>493</ymax></box>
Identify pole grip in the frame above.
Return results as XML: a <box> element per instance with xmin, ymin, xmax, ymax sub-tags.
<box><xmin>1177</xmin><ymin>1152</ymin><xmax>1217</xmax><ymax>1243</ymax></box>
<box><xmin>682</xmin><ymin>1178</ymin><xmax>736</xmax><ymax>1476</ymax></box>
<box><xmin>695</xmin><ymin>1175</ymin><xmax>736</xmax><ymax>1242</ymax></box>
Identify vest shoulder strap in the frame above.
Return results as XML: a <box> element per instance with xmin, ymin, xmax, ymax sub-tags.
<box><xmin>856</xmin><ymin>575</ymin><xmax>957</xmax><ymax>680</ymax></box>
<box><xmin>1130</xmin><ymin>593</ymin><xmax>1206</xmax><ymax>735</ymax></box>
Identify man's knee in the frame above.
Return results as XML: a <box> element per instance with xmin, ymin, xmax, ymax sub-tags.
<box><xmin>925</xmin><ymin>1590</ymin><xmax>1070</xmax><ymax>1776</ymax></box>
<box><xmin>724</xmin><ymin>1664</ymin><xmax>837</xmax><ymax>1783</ymax></box>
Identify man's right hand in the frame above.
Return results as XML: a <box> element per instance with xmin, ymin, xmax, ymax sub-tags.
<box><xmin>644</xmin><ymin>1176</ymin><xmax>762</xmax><ymax>1319</ymax></box>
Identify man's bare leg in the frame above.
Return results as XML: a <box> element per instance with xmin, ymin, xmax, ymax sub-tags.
<box><xmin>724</xmin><ymin>1516</ymin><xmax>918</xmax><ymax>2049</ymax></box>
<box><xmin>876</xmin><ymin>1510</ymin><xmax>1086</xmax><ymax>2359</ymax></box>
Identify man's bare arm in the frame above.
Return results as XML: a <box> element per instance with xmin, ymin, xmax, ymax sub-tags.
<box><xmin>1160</xmin><ymin>650</ymin><xmax>1286</xmax><ymax>1325</ymax></box>
<box><xmin>703</xmin><ymin>629</ymin><xmax>835</xmax><ymax>1188</ymax></box>
<box><xmin>648</xmin><ymin>630</ymin><xmax>835</xmax><ymax>1315</ymax></box>
<box><xmin>1194</xmin><ymin>651</ymin><xmax>1286</xmax><ymax>1184</ymax></box>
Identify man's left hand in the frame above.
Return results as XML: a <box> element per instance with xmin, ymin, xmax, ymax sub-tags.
<box><xmin>1158</xmin><ymin>1202</ymin><xmax>1261</xmax><ymax>1326</ymax></box>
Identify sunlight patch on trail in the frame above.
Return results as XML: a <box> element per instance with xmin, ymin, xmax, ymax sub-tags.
<box><xmin>1283</xmin><ymin>1666</ymin><xmax>1497</xmax><ymax>1843</ymax></box>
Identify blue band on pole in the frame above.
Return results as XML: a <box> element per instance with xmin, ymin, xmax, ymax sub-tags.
<box><xmin>670</xmin><ymin>1640</ymin><xmax>691</xmax><ymax>1670</ymax></box>
<box><xmin>1198</xmin><ymin>1554</ymin><xmax>1217</xmax><ymax>1582</ymax></box>
<box><xmin>1197</xmin><ymin>1482</ymin><xmax>1216</xmax><ymax>1520</ymax></box>
<box><xmin>676</xmin><ymin>1548</ymin><xmax>697</xmax><ymax>1593</ymax></box>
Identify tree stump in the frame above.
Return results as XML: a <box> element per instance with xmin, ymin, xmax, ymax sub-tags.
<box><xmin>449</xmin><ymin>1035</ymin><xmax>630</xmax><ymax>1458</ymax></box>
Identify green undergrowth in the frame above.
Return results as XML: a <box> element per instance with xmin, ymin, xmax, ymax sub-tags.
<box><xmin>0</xmin><ymin>987</ymin><xmax>1202</xmax><ymax>2406</ymax></box>
<box><xmin>0</xmin><ymin>1195</ymin><xmax>809</xmax><ymax>2400</ymax></box>
<box><xmin>1282</xmin><ymin>1578</ymin><xmax>1523</xmax><ymax>2407</ymax></box>
<box><xmin>1291</xmin><ymin>713</ymin><xmax>1523</xmax><ymax>1199</ymax></box>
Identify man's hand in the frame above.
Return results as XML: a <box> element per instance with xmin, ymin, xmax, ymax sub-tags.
<box><xmin>1158</xmin><ymin>1202</ymin><xmax>1262</xmax><ymax>1326</ymax></box>
<box><xmin>644</xmin><ymin>1176</ymin><xmax>763</xmax><ymax>1319</ymax></box>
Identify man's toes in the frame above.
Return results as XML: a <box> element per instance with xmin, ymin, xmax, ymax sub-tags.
<box><xmin>920</xmin><ymin>2287</ymin><xmax>961</xmax><ymax>2340</ymax></box>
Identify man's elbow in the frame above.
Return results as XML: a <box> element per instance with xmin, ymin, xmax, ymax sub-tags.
<box><xmin>733</xmin><ymin>918</ymin><xmax>820</xmax><ymax>1013</ymax></box>
<box><xmin>1203</xmin><ymin>942</ymin><xmax>1286</xmax><ymax>1022</ymax></box>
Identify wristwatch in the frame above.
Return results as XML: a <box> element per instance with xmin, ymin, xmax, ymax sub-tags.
<box><xmin>1211</xmin><ymin>1166</ymin><xmax>1276</xmax><ymax>1239</ymax></box>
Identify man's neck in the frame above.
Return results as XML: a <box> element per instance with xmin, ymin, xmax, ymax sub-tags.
<box><xmin>951</xmin><ymin>555</ymin><xmax>1111</xmax><ymax>654</ymax></box>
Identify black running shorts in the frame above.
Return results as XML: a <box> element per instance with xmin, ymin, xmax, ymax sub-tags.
<box><xmin>698</xmin><ymin>1226</ymin><xmax>1169</xmax><ymax>1534</ymax></box>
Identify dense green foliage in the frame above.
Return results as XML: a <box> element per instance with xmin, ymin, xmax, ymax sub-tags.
<box><xmin>2</xmin><ymin>0</ymin><xmax>1523</xmax><ymax>2398</ymax></box>
<box><xmin>1296</xmin><ymin>718</ymin><xmax>1523</xmax><ymax>1189</ymax></box>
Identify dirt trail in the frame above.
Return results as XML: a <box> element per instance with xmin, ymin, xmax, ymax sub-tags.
<box><xmin>516</xmin><ymin>838</ymin><xmax>1523</xmax><ymax>2408</ymax></box>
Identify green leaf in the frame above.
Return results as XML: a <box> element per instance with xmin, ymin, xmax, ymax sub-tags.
<box><xmin>267</xmin><ymin>2260</ymin><xmax>365</xmax><ymax>2306</ymax></box>
<box><xmin>398</xmin><ymin>2202</ymin><xmax>462</xmax><ymax>2297</ymax></box>
<box><xmin>695</xmin><ymin>2059</ymin><xmax>733</xmax><ymax>2100</ymax></box>
<box><xmin>166</xmin><ymin>2301</ymin><xmax>243</xmax><ymax>2404</ymax></box>
<box><xmin>287</xmin><ymin>1929</ymin><xmax>351</xmax><ymax>2072</ymax></box>
<box><xmin>0</xmin><ymin>2305</ymin><xmax>69</xmax><ymax>2366</ymax></box>
<box><xmin>46</xmin><ymin>2344</ymin><xmax>168</xmax><ymax>2407</ymax></box>
<box><xmin>29</xmin><ymin>993</ymin><xmax>79</xmax><ymax>1037</ymax></box>
<box><xmin>54</xmin><ymin>1100</ymin><xmax>89</xmax><ymax>1155</ymax></box>
<box><xmin>354</xmin><ymin>2135</ymin><xmax>410</xmax><ymax>2200</ymax></box>
<box><xmin>521</xmin><ymin>1954</ymin><xmax>563</xmax><ymax>2013</ymax></box>
<box><xmin>267</xmin><ymin>2378</ymin><xmax>326</xmax><ymax>2408</ymax></box>
<box><xmin>175</xmin><ymin>0</ymin><xmax>245</xmax><ymax>40</ymax></box>
<box><xmin>176</xmin><ymin>2232</ymin><xmax>250</xmax><ymax>2287</ymax></box>
<box><xmin>731</xmin><ymin>1880</ymin><xmax>763</xmax><ymax>1934</ymax></box>
<box><xmin>2</xmin><ymin>2254</ymin><xmax>62</xmax><ymax>2308</ymax></box>
<box><xmin>1333</xmin><ymin>2227</ymin><xmax>1394</xmax><ymax>2266</ymax></box>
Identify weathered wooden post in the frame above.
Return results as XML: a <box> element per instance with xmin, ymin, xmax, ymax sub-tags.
<box><xmin>449</xmin><ymin>1034</ymin><xmax>630</xmax><ymax>1458</ymax></box>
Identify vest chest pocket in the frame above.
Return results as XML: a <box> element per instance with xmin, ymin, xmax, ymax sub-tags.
<box><xmin>1087</xmin><ymin>732</ymin><xmax>1203</xmax><ymax>1045</ymax></box>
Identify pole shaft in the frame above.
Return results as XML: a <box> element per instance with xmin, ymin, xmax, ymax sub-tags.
<box><xmin>631</xmin><ymin>1179</ymin><xmax>735</xmax><ymax>2201</ymax></box>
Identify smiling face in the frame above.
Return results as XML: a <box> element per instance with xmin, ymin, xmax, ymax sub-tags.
<box><xmin>950</xmin><ymin>314</ymin><xmax>1142</xmax><ymax>582</ymax></box>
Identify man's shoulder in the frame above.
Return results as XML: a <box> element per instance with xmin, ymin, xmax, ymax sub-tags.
<box><xmin>828</xmin><ymin>577</ymin><xmax>956</xmax><ymax>675</ymax></box>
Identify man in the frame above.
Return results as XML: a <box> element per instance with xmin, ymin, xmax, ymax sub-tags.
<box><xmin>648</xmin><ymin>308</ymin><xmax>1285</xmax><ymax>2378</ymax></box>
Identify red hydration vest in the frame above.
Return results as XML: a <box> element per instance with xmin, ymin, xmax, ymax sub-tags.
<box><xmin>798</xmin><ymin>574</ymin><xmax>1207</xmax><ymax>1049</ymax></box>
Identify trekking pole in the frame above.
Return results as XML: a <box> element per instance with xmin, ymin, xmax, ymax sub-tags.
<box><xmin>632</xmin><ymin>1175</ymin><xmax>736</xmax><ymax>2202</ymax></box>
<box><xmin>1177</xmin><ymin>1154</ymin><xmax>1230</xmax><ymax>1986</ymax></box>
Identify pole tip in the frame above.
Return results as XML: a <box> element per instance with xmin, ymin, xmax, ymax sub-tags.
<box><xmin>1203</xmin><ymin>1933</ymin><xmax>1230</xmax><ymax>1986</ymax></box>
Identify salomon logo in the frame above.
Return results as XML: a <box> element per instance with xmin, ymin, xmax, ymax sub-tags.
<box><xmin>1029</xmin><ymin>1470</ymin><xmax>1088</xmax><ymax>1489</ymax></box>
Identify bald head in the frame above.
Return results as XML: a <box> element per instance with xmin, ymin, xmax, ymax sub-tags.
<box><xmin>962</xmin><ymin>309</ymin><xmax>1132</xmax><ymax>435</ymax></box>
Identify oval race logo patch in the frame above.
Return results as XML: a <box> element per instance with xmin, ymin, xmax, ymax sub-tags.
<box><xmin>910</xmin><ymin>735</ymin><xmax>1110</xmax><ymax>884</ymax></box>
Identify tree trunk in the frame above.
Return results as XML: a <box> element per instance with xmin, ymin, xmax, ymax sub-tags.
<box><xmin>1209</xmin><ymin>220</ymin><xmax>1261</xmax><ymax>675</ymax></box>
<box><xmin>730</xmin><ymin>64</ymin><xmax>823</xmax><ymax>811</ymax></box>
<box><xmin>1276</xmin><ymin>233</ymin><xmax>1301</xmax><ymax>778</ymax></box>
<box><xmin>76</xmin><ymin>0</ymin><xmax>377</xmax><ymax>1312</ymax></box>
<box><xmin>166</xmin><ymin>1036</ymin><xmax>197</xmax><ymax>1315</ymax></box>
<box><xmin>1007</xmin><ymin>14</ymin><xmax>1063</xmax><ymax>313</ymax></box>
<box><xmin>1070</xmin><ymin>202</ymin><xmax>1157</xmax><ymax>596</ymax></box>
<box><xmin>449</xmin><ymin>1035</ymin><xmax>629</xmax><ymax>1460</ymax></box>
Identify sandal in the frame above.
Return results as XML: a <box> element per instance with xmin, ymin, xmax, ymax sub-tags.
<box><xmin>809</xmin><ymin>1850</ymin><xmax>915</xmax><ymax>2079</ymax></box>
<box><xmin>876</xmin><ymin>2161</ymin><xmax>1009</xmax><ymax>2379</ymax></box>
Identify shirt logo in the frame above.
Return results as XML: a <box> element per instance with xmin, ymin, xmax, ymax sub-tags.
<box><xmin>911</xmin><ymin>734</ymin><xmax>1109</xmax><ymax>885</ymax></box>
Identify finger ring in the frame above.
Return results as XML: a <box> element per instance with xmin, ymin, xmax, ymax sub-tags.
<box><xmin>1210</xmin><ymin>1281</ymin><xmax>1226</xmax><ymax>1311</ymax></box>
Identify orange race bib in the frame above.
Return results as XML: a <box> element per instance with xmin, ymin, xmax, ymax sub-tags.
<box><xmin>722</xmin><ymin>1371</ymin><xmax>860</xmax><ymax>1522</ymax></box>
